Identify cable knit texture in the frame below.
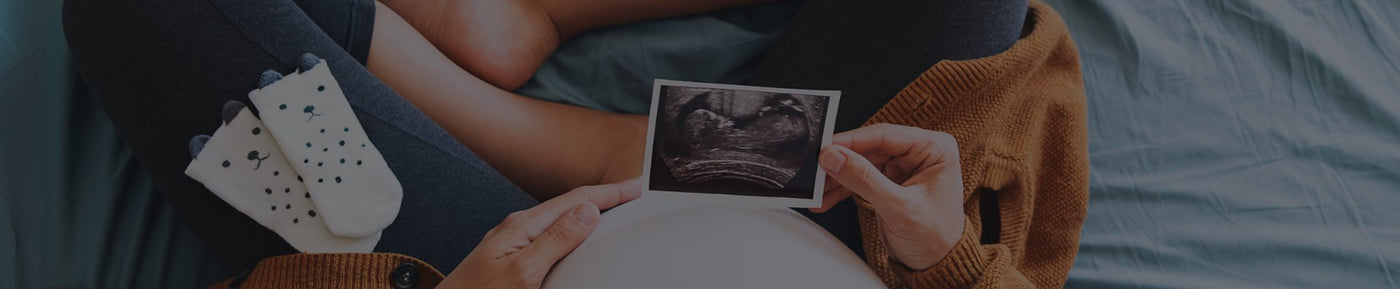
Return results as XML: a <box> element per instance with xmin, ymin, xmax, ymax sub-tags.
<box><xmin>859</xmin><ymin>1</ymin><xmax>1088</xmax><ymax>288</ymax></box>
<box><xmin>203</xmin><ymin>1</ymin><xmax>1085</xmax><ymax>288</ymax></box>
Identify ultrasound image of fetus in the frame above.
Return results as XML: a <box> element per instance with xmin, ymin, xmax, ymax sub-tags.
<box><xmin>650</xmin><ymin>85</ymin><xmax>829</xmax><ymax>199</ymax></box>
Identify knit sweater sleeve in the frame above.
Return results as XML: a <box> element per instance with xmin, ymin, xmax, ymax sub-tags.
<box><xmin>859</xmin><ymin>204</ymin><xmax>1038</xmax><ymax>289</ymax></box>
<box><xmin>855</xmin><ymin>1</ymin><xmax>1089</xmax><ymax>288</ymax></box>
<box><xmin>859</xmin><ymin>125</ymin><xmax>1088</xmax><ymax>289</ymax></box>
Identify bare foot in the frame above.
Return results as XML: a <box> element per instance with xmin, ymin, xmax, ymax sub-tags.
<box><xmin>382</xmin><ymin>0</ymin><xmax>560</xmax><ymax>90</ymax></box>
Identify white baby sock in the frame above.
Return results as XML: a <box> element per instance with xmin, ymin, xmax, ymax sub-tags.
<box><xmin>247</xmin><ymin>56</ymin><xmax>403</xmax><ymax>238</ymax></box>
<box><xmin>185</xmin><ymin>103</ymin><xmax>380</xmax><ymax>253</ymax></box>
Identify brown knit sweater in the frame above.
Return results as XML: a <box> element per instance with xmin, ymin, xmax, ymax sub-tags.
<box><xmin>856</xmin><ymin>1</ymin><xmax>1087</xmax><ymax>288</ymax></box>
<box><xmin>207</xmin><ymin>1</ymin><xmax>1086</xmax><ymax>288</ymax></box>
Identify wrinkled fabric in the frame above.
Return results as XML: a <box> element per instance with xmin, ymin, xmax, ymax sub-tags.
<box><xmin>1043</xmin><ymin>0</ymin><xmax>1400</xmax><ymax>288</ymax></box>
<box><xmin>514</xmin><ymin>2</ymin><xmax>801</xmax><ymax>114</ymax></box>
<box><xmin>0</xmin><ymin>1</ymin><xmax>224</xmax><ymax>288</ymax></box>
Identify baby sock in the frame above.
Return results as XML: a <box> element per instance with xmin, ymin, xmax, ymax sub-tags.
<box><xmin>185</xmin><ymin>101</ymin><xmax>380</xmax><ymax>253</ymax></box>
<box><xmin>247</xmin><ymin>54</ymin><xmax>403</xmax><ymax>238</ymax></box>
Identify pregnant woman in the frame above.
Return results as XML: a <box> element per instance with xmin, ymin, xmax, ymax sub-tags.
<box><xmin>63</xmin><ymin>0</ymin><xmax>1087</xmax><ymax>287</ymax></box>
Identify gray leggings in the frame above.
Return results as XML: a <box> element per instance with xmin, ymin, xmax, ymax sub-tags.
<box><xmin>64</xmin><ymin>0</ymin><xmax>1027</xmax><ymax>275</ymax></box>
<box><xmin>64</xmin><ymin>0</ymin><xmax>538</xmax><ymax>273</ymax></box>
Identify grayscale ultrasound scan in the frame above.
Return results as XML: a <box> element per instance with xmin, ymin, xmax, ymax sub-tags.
<box><xmin>644</xmin><ymin>80</ymin><xmax>839</xmax><ymax>207</ymax></box>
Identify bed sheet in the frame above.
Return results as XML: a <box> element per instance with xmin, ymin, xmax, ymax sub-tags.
<box><xmin>1</xmin><ymin>0</ymin><xmax>224</xmax><ymax>288</ymax></box>
<box><xmin>515</xmin><ymin>2</ymin><xmax>801</xmax><ymax>114</ymax></box>
<box><xmin>1042</xmin><ymin>0</ymin><xmax>1400</xmax><ymax>288</ymax></box>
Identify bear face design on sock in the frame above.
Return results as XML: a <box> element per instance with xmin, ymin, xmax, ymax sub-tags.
<box><xmin>185</xmin><ymin>104</ymin><xmax>380</xmax><ymax>253</ymax></box>
<box><xmin>247</xmin><ymin>57</ymin><xmax>403</xmax><ymax>239</ymax></box>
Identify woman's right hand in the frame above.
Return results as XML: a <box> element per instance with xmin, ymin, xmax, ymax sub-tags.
<box><xmin>436</xmin><ymin>178</ymin><xmax>642</xmax><ymax>289</ymax></box>
<box><xmin>814</xmin><ymin>124</ymin><xmax>966</xmax><ymax>270</ymax></box>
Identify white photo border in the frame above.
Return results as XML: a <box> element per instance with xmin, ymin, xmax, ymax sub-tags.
<box><xmin>641</xmin><ymin>79</ymin><xmax>841</xmax><ymax>208</ymax></box>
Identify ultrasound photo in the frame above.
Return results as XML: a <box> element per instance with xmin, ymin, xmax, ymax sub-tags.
<box><xmin>643</xmin><ymin>80</ymin><xmax>840</xmax><ymax>208</ymax></box>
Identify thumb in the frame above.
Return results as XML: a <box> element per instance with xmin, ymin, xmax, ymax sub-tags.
<box><xmin>517</xmin><ymin>202</ymin><xmax>600</xmax><ymax>269</ymax></box>
<box><xmin>819</xmin><ymin>145</ymin><xmax>902</xmax><ymax>209</ymax></box>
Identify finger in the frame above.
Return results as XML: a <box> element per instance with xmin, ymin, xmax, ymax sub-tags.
<box><xmin>834</xmin><ymin>124</ymin><xmax>956</xmax><ymax>165</ymax></box>
<box><xmin>476</xmin><ymin>221</ymin><xmax>532</xmax><ymax>259</ymax></box>
<box><xmin>513</xmin><ymin>177</ymin><xmax>643</xmax><ymax>239</ymax></box>
<box><xmin>831</xmin><ymin>124</ymin><xmax>910</xmax><ymax>155</ymax></box>
<box><xmin>516</xmin><ymin>203</ymin><xmax>600</xmax><ymax>272</ymax></box>
<box><xmin>538</xmin><ymin>177</ymin><xmax>643</xmax><ymax>215</ymax></box>
<box><xmin>812</xmin><ymin>189</ymin><xmax>853</xmax><ymax>213</ymax></box>
<box><xmin>818</xmin><ymin>145</ymin><xmax>904</xmax><ymax>209</ymax></box>
<box><xmin>835</xmin><ymin>124</ymin><xmax>959</xmax><ymax>179</ymax></box>
<box><xmin>816</xmin><ymin>175</ymin><xmax>852</xmax><ymax>213</ymax></box>
<box><xmin>822</xmin><ymin>175</ymin><xmax>842</xmax><ymax>193</ymax></box>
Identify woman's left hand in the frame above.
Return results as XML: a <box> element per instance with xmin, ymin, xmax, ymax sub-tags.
<box><xmin>437</xmin><ymin>177</ymin><xmax>643</xmax><ymax>289</ymax></box>
<box><xmin>814</xmin><ymin>124</ymin><xmax>965</xmax><ymax>270</ymax></box>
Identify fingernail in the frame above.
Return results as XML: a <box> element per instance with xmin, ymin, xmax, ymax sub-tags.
<box><xmin>819</xmin><ymin>146</ymin><xmax>846</xmax><ymax>174</ymax></box>
<box><xmin>624</xmin><ymin>176</ymin><xmax>644</xmax><ymax>188</ymax></box>
<box><xmin>572</xmin><ymin>204</ymin><xmax>587</xmax><ymax>220</ymax></box>
<box><xmin>621</xmin><ymin>181</ymin><xmax>644</xmax><ymax>200</ymax></box>
<box><xmin>573</xmin><ymin>203</ymin><xmax>600</xmax><ymax>226</ymax></box>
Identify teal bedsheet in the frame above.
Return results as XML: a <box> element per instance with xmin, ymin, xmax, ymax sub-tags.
<box><xmin>6</xmin><ymin>0</ymin><xmax>1398</xmax><ymax>288</ymax></box>
<box><xmin>1047</xmin><ymin>1</ymin><xmax>1400</xmax><ymax>287</ymax></box>
<box><xmin>1</xmin><ymin>1</ymin><xmax>224</xmax><ymax>289</ymax></box>
<box><xmin>516</xmin><ymin>2</ymin><xmax>800</xmax><ymax>114</ymax></box>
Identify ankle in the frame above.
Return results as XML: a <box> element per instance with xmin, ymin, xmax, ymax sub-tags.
<box><xmin>532</xmin><ymin>0</ymin><xmax>580</xmax><ymax>40</ymax></box>
<box><xmin>380</xmin><ymin>0</ymin><xmax>450</xmax><ymax>42</ymax></box>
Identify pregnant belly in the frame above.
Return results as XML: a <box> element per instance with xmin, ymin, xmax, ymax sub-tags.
<box><xmin>541</xmin><ymin>194</ymin><xmax>885</xmax><ymax>289</ymax></box>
